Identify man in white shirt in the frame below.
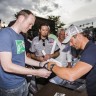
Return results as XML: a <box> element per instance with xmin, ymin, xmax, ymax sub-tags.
<box><xmin>50</xmin><ymin>28</ymin><xmax>72</xmax><ymax>84</ymax></box>
<box><xmin>56</xmin><ymin>28</ymin><xmax>72</xmax><ymax>67</ymax></box>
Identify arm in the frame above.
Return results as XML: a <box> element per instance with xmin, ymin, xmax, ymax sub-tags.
<box><xmin>31</xmin><ymin>53</ymin><xmax>45</xmax><ymax>62</ymax></box>
<box><xmin>0</xmin><ymin>52</ymin><xmax>51</xmax><ymax>78</ymax></box>
<box><xmin>44</xmin><ymin>51</ymin><xmax>60</xmax><ymax>61</ymax></box>
<box><xmin>30</xmin><ymin>37</ymin><xmax>40</xmax><ymax>61</ymax></box>
<box><xmin>50</xmin><ymin>50</ymin><xmax>60</xmax><ymax>58</ymax></box>
<box><xmin>25</xmin><ymin>53</ymin><xmax>45</xmax><ymax>66</ymax></box>
<box><xmin>31</xmin><ymin>53</ymin><xmax>39</xmax><ymax>60</ymax></box>
<box><xmin>47</xmin><ymin>61</ymin><xmax>92</xmax><ymax>81</ymax></box>
<box><xmin>30</xmin><ymin>38</ymin><xmax>45</xmax><ymax>62</ymax></box>
<box><xmin>66</xmin><ymin>48</ymin><xmax>72</xmax><ymax>68</ymax></box>
<box><xmin>31</xmin><ymin>50</ymin><xmax>60</xmax><ymax>62</ymax></box>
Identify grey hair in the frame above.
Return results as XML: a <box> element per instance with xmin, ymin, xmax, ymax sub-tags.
<box><xmin>57</xmin><ymin>28</ymin><xmax>65</xmax><ymax>35</ymax></box>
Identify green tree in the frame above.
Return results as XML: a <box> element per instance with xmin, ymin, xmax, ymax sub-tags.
<box><xmin>48</xmin><ymin>16</ymin><xmax>65</xmax><ymax>33</ymax></box>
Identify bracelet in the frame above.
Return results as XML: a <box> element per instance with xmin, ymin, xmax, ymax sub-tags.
<box><xmin>49</xmin><ymin>64</ymin><xmax>56</xmax><ymax>71</ymax></box>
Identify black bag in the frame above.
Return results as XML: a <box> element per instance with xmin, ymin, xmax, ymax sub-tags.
<box><xmin>28</xmin><ymin>76</ymin><xmax>38</xmax><ymax>95</ymax></box>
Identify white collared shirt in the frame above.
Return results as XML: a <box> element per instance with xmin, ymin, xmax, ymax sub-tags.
<box><xmin>56</xmin><ymin>39</ymin><xmax>72</xmax><ymax>67</ymax></box>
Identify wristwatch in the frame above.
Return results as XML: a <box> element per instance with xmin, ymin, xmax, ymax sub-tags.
<box><xmin>49</xmin><ymin>64</ymin><xmax>56</xmax><ymax>71</ymax></box>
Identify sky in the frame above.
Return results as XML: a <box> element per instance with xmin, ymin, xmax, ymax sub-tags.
<box><xmin>0</xmin><ymin>0</ymin><xmax>96</xmax><ymax>27</ymax></box>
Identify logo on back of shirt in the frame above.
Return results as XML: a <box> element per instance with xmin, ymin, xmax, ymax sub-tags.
<box><xmin>15</xmin><ymin>40</ymin><xmax>25</xmax><ymax>54</ymax></box>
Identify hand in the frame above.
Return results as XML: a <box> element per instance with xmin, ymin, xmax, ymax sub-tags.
<box><xmin>37</xmin><ymin>68</ymin><xmax>51</xmax><ymax>78</ymax></box>
<box><xmin>44</xmin><ymin>54</ymin><xmax>51</xmax><ymax>61</ymax></box>
<box><xmin>36</xmin><ymin>56</ymin><xmax>45</xmax><ymax>62</ymax></box>
<box><xmin>26</xmin><ymin>53</ymin><xmax>31</xmax><ymax>58</ymax></box>
<box><xmin>39</xmin><ymin>61</ymin><xmax>49</xmax><ymax>67</ymax></box>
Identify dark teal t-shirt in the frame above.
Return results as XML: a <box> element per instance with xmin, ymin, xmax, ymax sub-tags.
<box><xmin>0</xmin><ymin>27</ymin><xmax>25</xmax><ymax>89</ymax></box>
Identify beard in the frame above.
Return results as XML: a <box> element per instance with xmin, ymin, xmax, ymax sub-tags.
<box><xmin>43</xmin><ymin>35</ymin><xmax>48</xmax><ymax>38</ymax></box>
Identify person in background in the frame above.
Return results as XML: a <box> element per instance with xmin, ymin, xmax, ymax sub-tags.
<box><xmin>0</xmin><ymin>9</ymin><xmax>51</xmax><ymax>96</ymax></box>
<box><xmin>48</xmin><ymin>31</ymin><xmax>57</xmax><ymax>40</ymax></box>
<box><xmin>49</xmin><ymin>28</ymin><xmax>72</xmax><ymax>84</ymax></box>
<box><xmin>30</xmin><ymin>23</ymin><xmax>60</xmax><ymax>62</ymax></box>
<box><xmin>46</xmin><ymin>25</ymin><xmax>96</xmax><ymax>96</ymax></box>
<box><xmin>56</xmin><ymin>28</ymin><xmax>72</xmax><ymax>67</ymax></box>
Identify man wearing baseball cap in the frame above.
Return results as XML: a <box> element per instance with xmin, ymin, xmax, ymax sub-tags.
<box><xmin>46</xmin><ymin>25</ymin><xmax>96</xmax><ymax>96</ymax></box>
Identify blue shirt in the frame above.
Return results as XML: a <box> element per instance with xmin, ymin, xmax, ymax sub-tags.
<box><xmin>0</xmin><ymin>27</ymin><xmax>25</xmax><ymax>89</ymax></box>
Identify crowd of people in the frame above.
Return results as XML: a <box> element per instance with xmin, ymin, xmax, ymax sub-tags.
<box><xmin>0</xmin><ymin>9</ymin><xmax>96</xmax><ymax>96</ymax></box>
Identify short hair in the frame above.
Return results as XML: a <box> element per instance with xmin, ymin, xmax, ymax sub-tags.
<box><xmin>80</xmin><ymin>31</ymin><xmax>89</xmax><ymax>38</ymax></box>
<box><xmin>57</xmin><ymin>28</ymin><xmax>65</xmax><ymax>35</ymax></box>
<box><xmin>39</xmin><ymin>23</ymin><xmax>50</xmax><ymax>30</ymax></box>
<box><xmin>15</xmin><ymin>9</ymin><xmax>34</xmax><ymax>19</ymax></box>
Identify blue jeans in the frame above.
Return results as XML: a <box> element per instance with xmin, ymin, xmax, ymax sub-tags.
<box><xmin>0</xmin><ymin>80</ymin><xmax>28</xmax><ymax>96</ymax></box>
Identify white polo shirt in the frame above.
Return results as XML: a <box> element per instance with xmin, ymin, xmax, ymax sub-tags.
<box><xmin>56</xmin><ymin>39</ymin><xmax>72</xmax><ymax>67</ymax></box>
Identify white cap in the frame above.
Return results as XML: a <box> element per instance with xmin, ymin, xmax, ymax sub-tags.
<box><xmin>63</xmin><ymin>25</ymin><xmax>83</xmax><ymax>43</ymax></box>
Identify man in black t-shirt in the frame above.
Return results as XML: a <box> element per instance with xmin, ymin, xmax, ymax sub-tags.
<box><xmin>46</xmin><ymin>25</ymin><xmax>96</xmax><ymax>96</ymax></box>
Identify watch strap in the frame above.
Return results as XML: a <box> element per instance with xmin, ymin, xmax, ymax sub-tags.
<box><xmin>49</xmin><ymin>64</ymin><xmax>56</xmax><ymax>71</ymax></box>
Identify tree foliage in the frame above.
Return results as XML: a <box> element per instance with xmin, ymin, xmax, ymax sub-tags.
<box><xmin>48</xmin><ymin>16</ymin><xmax>65</xmax><ymax>32</ymax></box>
